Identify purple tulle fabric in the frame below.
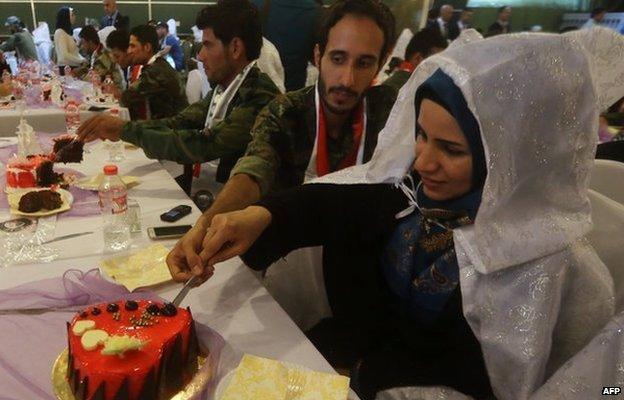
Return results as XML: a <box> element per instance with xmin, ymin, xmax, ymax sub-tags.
<box><xmin>0</xmin><ymin>269</ymin><xmax>225</xmax><ymax>400</ymax></box>
<box><xmin>0</xmin><ymin>133</ymin><xmax>100</xmax><ymax>218</ymax></box>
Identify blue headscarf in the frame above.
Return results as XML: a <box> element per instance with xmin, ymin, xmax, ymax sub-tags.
<box><xmin>380</xmin><ymin>69</ymin><xmax>486</xmax><ymax>325</ymax></box>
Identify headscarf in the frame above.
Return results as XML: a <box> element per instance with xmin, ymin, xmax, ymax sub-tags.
<box><xmin>381</xmin><ymin>69</ymin><xmax>484</xmax><ymax>325</ymax></box>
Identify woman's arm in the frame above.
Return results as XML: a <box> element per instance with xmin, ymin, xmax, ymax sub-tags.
<box><xmin>204</xmin><ymin>183</ymin><xmax>404</xmax><ymax>270</ymax></box>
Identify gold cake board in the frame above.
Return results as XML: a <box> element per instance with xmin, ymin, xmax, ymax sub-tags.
<box><xmin>51</xmin><ymin>348</ymin><xmax>209</xmax><ymax>400</ymax></box>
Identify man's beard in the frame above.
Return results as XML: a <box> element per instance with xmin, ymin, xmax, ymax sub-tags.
<box><xmin>207</xmin><ymin>57</ymin><xmax>236</xmax><ymax>88</ymax></box>
<box><xmin>317</xmin><ymin>73</ymin><xmax>362</xmax><ymax>116</ymax></box>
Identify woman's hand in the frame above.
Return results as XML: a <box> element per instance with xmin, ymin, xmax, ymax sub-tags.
<box><xmin>166</xmin><ymin>206</ymin><xmax>272</xmax><ymax>287</ymax></box>
<box><xmin>199</xmin><ymin>206</ymin><xmax>272</xmax><ymax>268</ymax></box>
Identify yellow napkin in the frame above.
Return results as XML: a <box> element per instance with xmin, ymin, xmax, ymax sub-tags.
<box><xmin>220</xmin><ymin>354</ymin><xmax>350</xmax><ymax>400</ymax></box>
<box><xmin>100</xmin><ymin>244</ymin><xmax>172</xmax><ymax>291</ymax></box>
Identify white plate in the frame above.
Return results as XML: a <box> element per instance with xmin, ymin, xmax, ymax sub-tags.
<box><xmin>7</xmin><ymin>188</ymin><xmax>73</xmax><ymax>217</ymax></box>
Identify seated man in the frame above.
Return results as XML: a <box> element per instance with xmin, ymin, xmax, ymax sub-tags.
<box><xmin>383</xmin><ymin>27</ymin><xmax>447</xmax><ymax>91</ymax></box>
<box><xmin>156</xmin><ymin>21</ymin><xmax>184</xmax><ymax>71</ymax></box>
<box><xmin>122</xmin><ymin>24</ymin><xmax>187</xmax><ymax>120</ymax></box>
<box><xmin>1</xmin><ymin>16</ymin><xmax>37</xmax><ymax>63</ymax></box>
<box><xmin>74</xmin><ymin>25</ymin><xmax>124</xmax><ymax>91</ymax></box>
<box><xmin>105</xmin><ymin>29</ymin><xmax>133</xmax><ymax>96</ymax></box>
<box><xmin>166</xmin><ymin>0</ymin><xmax>397</xmax><ymax>273</ymax></box>
<box><xmin>77</xmin><ymin>0</ymin><xmax>280</xmax><ymax>184</ymax></box>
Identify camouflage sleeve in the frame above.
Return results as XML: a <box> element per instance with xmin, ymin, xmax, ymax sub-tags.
<box><xmin>121</xmin><ymin>63</ymin><xmax>171</xmax><ymax>108</ymax></box>
<box><xmin>94</xmin><ymin>53</ymin><xmax>123</xmax><ymax>90</ymax></box>
<box><xmin>0</xmin><ymin>36</ymin><xmax>16</xmax><ymax>52</ymax></box>
<box><xmin>229</xmin><ymin>97</ymin><xmax>286</xmax><ymax>196</ymax></box>
<box><xmin>120</xmin><ymin>87</ymin><xmax>276</xmax><ymax>164</ymax></box>
<box><xmin>73</xmin><ymin>62</ymin><xmax>91</xmax><ymax>81</ymax></box>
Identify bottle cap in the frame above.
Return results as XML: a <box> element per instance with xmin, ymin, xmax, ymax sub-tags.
<box><xmin>103</xmin><ymin>165</ymin><xmax>118</xmax><ymax>175</ymax></box>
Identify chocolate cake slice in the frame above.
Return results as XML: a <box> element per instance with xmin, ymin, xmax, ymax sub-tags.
<box><xmin>34</xmin><ymin>159</ymin><xmax>64</xmax><ymax>187</ymax></box>
<box><xmin>53</xmin><ymin>137</ymin><xmax>84</xmax><ymax>163</ymax></box>
<box><xmin>17</xmin><ymin>190</ymin><xmax>62</xmax><ymax>213</ymax></box>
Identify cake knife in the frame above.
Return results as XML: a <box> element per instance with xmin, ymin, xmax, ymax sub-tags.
<box><xmin>172</xmin><ymin>275</ymin><xmax>198</xmax><ymax>307</ymax></box>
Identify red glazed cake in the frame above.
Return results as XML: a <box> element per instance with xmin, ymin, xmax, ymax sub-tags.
<box><xmin>66</xmin><ymin>300</ymin><xmax>201</xmax><ymax>400</ymax></box>
<box><xmin>6</xmin><ymin>155</ymin><xmax>63</xmax><ymax>189</ymax></box>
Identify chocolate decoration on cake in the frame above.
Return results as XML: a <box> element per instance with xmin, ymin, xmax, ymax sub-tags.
<box><xmin>157</xmin><ymin>334</ymin><xmax>184</xmax><ymax>399</ymax></box>
<box><xmin>53</xmin><ymin>136</ymin><xmax>84</xmax><ymax>163</ymax></box>
<box><xmin>66</xmin><ymin>323</ymin><xmax>74</xmax><ymax>381</ymax></box>
<box><xmin>113</xmin><ymin>379</ymin><xmax>130</xmax><ymax>400</ymax></box>
<box><xmin>75</xmin><ymin>376</ymin><xmax>89</xmax><ymax>400</ymax></box>
<box><xmin>106</xmin><ymin>303</ymin><xmax>119</xmax><ymax>313</ymax></box>
<box><xmin>124</xmin><ymin>300</ymin><xmax>138</xmax><ymax>311</ymax></box>
<box><xmin>92</xmin><ymin>382</ymin><xmax>106</xmax><ymax>400</ymax></box>
<box><xmin>185</xmin><ymin>308</ymin><xmax>199</xmax><ymax>378</ymax></box>
<box><xmin>136</xmin><ymin>367</ymin><xmax>157</xmax><ymax>400</ymax></box>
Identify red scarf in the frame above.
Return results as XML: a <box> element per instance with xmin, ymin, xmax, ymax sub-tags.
<box><xmin>398</xmin><ymin>60</ymin><xmax>416</xmax><ymax>73</ymax></box>
<box><xmin>129</xmin><ymin>65</ymin><xmax>142</xmax><ymax>83</ymax></box>
<box><xmin>316</xmin><ymin>101</ymin><xmax>365</xmax><ymax>177</ymax></box>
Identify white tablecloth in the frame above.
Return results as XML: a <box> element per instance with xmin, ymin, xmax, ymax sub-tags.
<box><xmin>0</xmin><ymin>141</ymin><xmax>357</xmax><ymax>397</ymax></box>
<box><xmin>0</xmin><ymin>107</ymin><xmax>131</xmax><ymax>136</ymax></box>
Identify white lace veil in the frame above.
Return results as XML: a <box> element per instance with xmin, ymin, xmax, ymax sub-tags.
<box><xmin>312</xmin><ymin>27</ymin><xmax>624</xmax><ymax>273</ymax></box>
<box><xmin>312</xmin><ymin>28</ymin><xmax>624</xmax><ymax>400</ymax></box>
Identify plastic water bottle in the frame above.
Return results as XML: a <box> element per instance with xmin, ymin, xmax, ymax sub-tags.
<box><xmin>64</xmin><ymin>98</ymin><xmax>81</xmax><ymax>134</ymax></box>
<box><xmin>102</xmin><ymin>74</ymin><xmax>114</xmax><ymax>95</ymax></box>
<box><xmin>99</xmin><ymin>165</ymin><xmax>130</xmax><ymax>251</ymax></box>
<box><xmin>90</xmin><ymin>71</ymin><xmax>102</xmax><ymax>97</ymax></box>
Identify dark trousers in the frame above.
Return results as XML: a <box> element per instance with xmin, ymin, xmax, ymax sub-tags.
<box><xmin>306</xmin><ymin>317</ymin><xmax>493</xmax><ymax>400</ymax></box>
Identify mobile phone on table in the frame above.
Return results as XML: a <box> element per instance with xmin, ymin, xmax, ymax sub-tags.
<box><xmin>160</xmin><ymin>205</ymin><xmax>192</xmax><ymax>222</ymax></box>
<box><xmin>147</xmin><ymin>225</ymin><xmax>192</xmax><ymax>240</ymax></box>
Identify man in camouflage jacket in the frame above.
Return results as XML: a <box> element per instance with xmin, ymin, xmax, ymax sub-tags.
<box><xmin>122</xmin><ymin>25</ymin><xmax>187</xmax><ymax>120</ymax></box>
<box><xmin>76</xmin><ymin>2</ymin><xmax>280</xmax><ymax>183</ymax></box>
<box><xmin>75</xmin><ymin>25</ymin><xmax>124</xmax><ymax>90</ymax></box>
<box><xmin>166</xmin><ymin>0</ymin><xmax>399</xmax><ymax>279</ymax></box>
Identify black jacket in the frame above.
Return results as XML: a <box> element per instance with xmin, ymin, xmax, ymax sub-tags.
<box><xmin>243</xmin><ymin>182</ymin><xmax>492</xmax><ymax>398</ymax></box>
<box><xmin>426</xmin><ymin>19</ymin><xmax>460</xmax><ymax>41</ymax></box>
<box><xmin>486</xmin><ymin>21</ymin><xmax>511</xmax><ymax>37</ymax></box>
<box><xmin>100</xmin><ymin>12</ymin><xmax>129</xmax><ymax>31</ymax></box>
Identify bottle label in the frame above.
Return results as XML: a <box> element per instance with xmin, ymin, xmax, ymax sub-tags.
<box><xmin>112</xmin><ymin>194</ymin><xmax>127</xmax><ymax>214</ymax></box>
<box><xmin>99</xmin><ymin>192</ymin><xmax>127</xmax><ymax>214</ymax></box>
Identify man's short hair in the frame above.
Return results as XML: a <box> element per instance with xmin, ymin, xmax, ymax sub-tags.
<box><xmin>79</xmin><ymin>25</ymin><xmax>100</xmax><ymax>45</ymax></box>
<box><xmin>404</xmin><ymin>27</ymin><xmax>447</xmax><ymax>61</ymax></box>
<box><xmin>130</xmin><ymin>24</ymin><xmax>160</xmax><ymax>54</ymax></box>
<box><xmin>195</xmin><ymin>0</ymin><xmax>262</xmax><ymax>61</ymax></box>
<box><xmin>106</xmin><ymin>29</ymin><xmax>129</xmax><ymax>50</ymax></box>
<box><xmin>497</xmin><ymin>5</ymin><xmax>510</xmax><ymax>14</ymax></box>
<box><xmin>156</xmin><ymin>21</ymin><xmax>168</xmax><ymax>30</ymax></box>
<box><xmin>591</xmin><ymin>7</ymin><xmax>605</xmax><ymax>17</ymax></box>
<box><xmin>318</xmin><ymin>0</ymin><xmax>396</xmax><ymax>60</ymax></box>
